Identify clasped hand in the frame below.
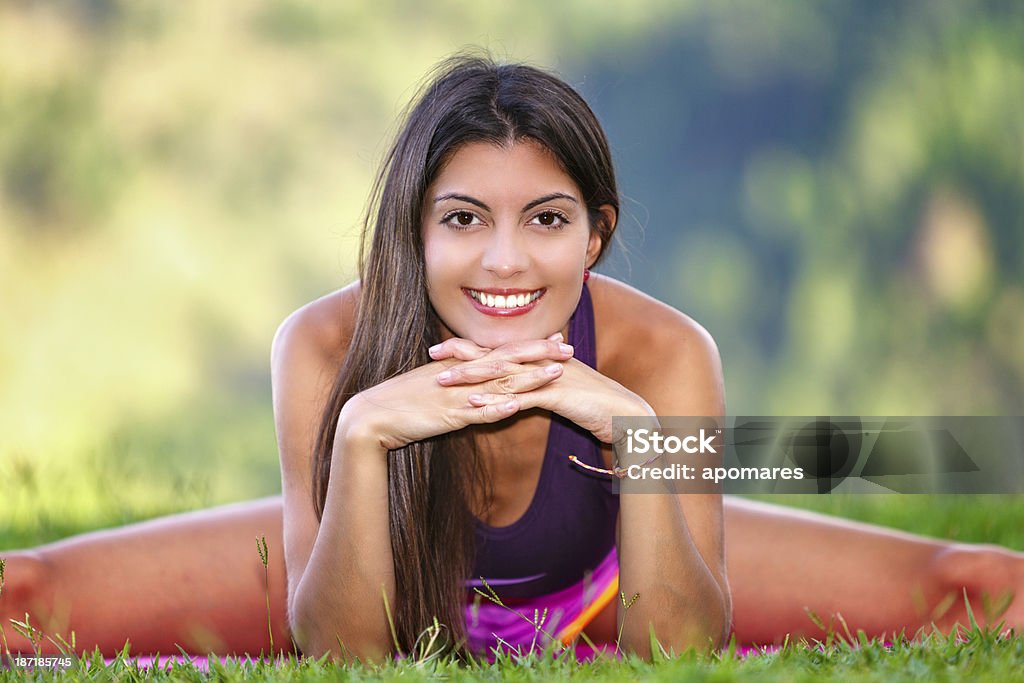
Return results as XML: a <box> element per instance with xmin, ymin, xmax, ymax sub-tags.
<box><xmin>337</xmin><ymin>333</ymin><xmax>654</xmax><ymax>452</ymax></box>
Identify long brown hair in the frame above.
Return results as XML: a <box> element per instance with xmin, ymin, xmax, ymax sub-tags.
<box><xmin>310</xmin><ymin>53</ymin><xmax>620</xmax><ymax>654</ymax></box>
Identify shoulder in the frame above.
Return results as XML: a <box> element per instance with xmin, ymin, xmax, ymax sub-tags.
<box><xmin>589</xmin><ymin>274</ymin><xmax>725</xmax><ymax>415</ymax></box>
<box><xmin>588</xmin><ymin>274</ymin><xmax>720</xmax><ymax>369</ymax></box>
<box><xmin>271</xmin><ymin>281</ymin><xmax>360</xmax><ymax>493</ymax></box>
<box><xmin>271</xmin><ymin>281</ymin><xmax>361</xmax><ymax>378</ymax></box>
<box><xmin>270</xmin><ymin>281</ymin><xmax>360</xmax><ymax>429</ymax></box>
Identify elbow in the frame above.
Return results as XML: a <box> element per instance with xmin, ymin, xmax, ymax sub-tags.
<box><xmin>681</xmin><ymin>579</ymin><xmax>732</xmax><ymax>653</ymax></box>
<box><xmin>701</xmin><ymin>579</ymin><xmax>733</xmax><ymax>651</ymax></box>
<box><xmin>702</xmin><ymin>592</ymin><xmax>733</xmax><ymax>652</ymax></box>
<box><xmin>629</xmin><ymin>582</ymin><xmax>733</xmax><ymax>657</ymax></box>
<box><xmin>652</xmin><ymin>607</ymin><xmax>731</xmax><ymax>656</ymax></box>
<box><xmin>288</xmin><ymin>588</ymin><xmax>323</xmax><ymax>659</ymax></box>
<box><xmin>290</xmin><ymin>585</ymin><xmax>393</xmax><ymax>663</ymax></box>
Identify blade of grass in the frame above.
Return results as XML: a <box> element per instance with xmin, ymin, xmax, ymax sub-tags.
<box><xmin>256</xmin><ymin>535</ymin><xmax>274</xmax><ymax>657</ymax></box>
<box><xmin>381</xmin><ymin>585</ymin><xmax>401</xmax><ymax>654</ymax></box>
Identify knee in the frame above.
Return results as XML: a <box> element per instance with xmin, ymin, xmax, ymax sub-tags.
<box><xmin>0</xmin><ymin>550</ymin><xmax>53</xmax><ymax>615</ymax></box>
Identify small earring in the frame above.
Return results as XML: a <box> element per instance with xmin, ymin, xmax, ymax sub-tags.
<box><xmin>583</xmin><ymin>268</ymin><xmax>590</xmax><ymax>283</ymax></box>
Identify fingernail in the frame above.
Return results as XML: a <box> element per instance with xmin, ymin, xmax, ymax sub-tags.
<box><xmin>545</xmin><ymin>364</ymin><xmax>562</xmax><ymax>375</ymax></box>
<box><xmin>428</xmin><ymin>344</ymin><xmax>442</xmax><ymax>356</ymax></box>
<box><xmin>437</xmin><ymin>371</ymin><xmax>451</xmax><ymax>383</ymax></box>
<box><xmin>548</xmin><ymin>332</ymin><xmax>564</xmax><ymax>342</ymax></box>
<box><xmin>559</xmin><ymin>343</ymin><xmax>573</xmax><ymax>354</ymax></box>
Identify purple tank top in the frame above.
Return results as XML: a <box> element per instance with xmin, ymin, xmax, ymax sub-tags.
<box><xmin>469</xmin><ymin>284</ymin><xmax>619</xmax><ymax>598</ymax></box>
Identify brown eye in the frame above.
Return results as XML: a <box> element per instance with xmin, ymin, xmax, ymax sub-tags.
<box><xmin>442</xmin><ymin>210</ymin><xmax>482</xmax><ymax>230</ymax></box>
<box><xmin>529</xmin><ymin>211</ymin><xmax>569</xmax><ymax>230</ymax></box>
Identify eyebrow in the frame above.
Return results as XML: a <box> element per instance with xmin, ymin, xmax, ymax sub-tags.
<box><xmin>432</xmin><ymin>192</ymin><xmax>579</xmax><ymax>213</ymax></box>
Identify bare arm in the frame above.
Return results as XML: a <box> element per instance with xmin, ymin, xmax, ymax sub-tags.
<box><xmin>272</xmin><ymin>291</ymin><xmax>570</xmax><ymax>661</ymax></box>
<box><xmin>289</xmin><ymin>415</ymin><xmax>393</xmax><ymax>660</ymax></box>
<box><xmin>614</xmin><ymin>321</ymin><xmax>731</xmax><ymax>655</ymax></box>
<box><xmin>273</xmin><ymin>289</ymin><xmax>410</xmax><ymax>661</ymax></box>
<box><xmin>271</xmin><ymin>288</ymin><xmax>374</xmax><ymax>658</ymax></box>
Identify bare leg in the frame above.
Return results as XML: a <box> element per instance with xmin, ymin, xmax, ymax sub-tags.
<box><xmin>725</xmin><ymin>497</ymin><xmax>1024</xmax><ymax>644</ymax></box>
<box><xmin>4</xmin><ymin>495</ymin><xmax>1022</xmax><ymax>655</ymax></box>
<box><xmin>0</xmin><ymin>497</ymin><xmax>292</xmax><ymax>657</ymax></box>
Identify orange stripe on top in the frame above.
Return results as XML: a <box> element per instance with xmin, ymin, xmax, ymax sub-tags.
<box><xmin>556</xmin><ymin>571</ymin><xmax>620</xmax><ymax>645</ymax></box>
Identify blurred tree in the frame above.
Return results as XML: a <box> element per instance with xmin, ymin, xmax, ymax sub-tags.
<box><xmin>1</xmin><ymin>0</ymin><xmax>1021</xmax><ymax>526</ymax></box>
<box><xmin>576</xmin><ymin>0</ymin><xmax>1024</xmax><ymax>415</ymax></box>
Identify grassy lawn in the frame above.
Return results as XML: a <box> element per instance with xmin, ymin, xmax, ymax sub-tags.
<box><xmin>2</xmin><ymin>627</ymin><xmax>1022</xmax><ymax>681</ymax></box>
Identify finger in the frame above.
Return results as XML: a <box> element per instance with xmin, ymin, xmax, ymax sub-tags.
<box><xmin>468</xmin><ymin>380</ymin><xmax>570</xmax><ymax>431</ymax></box>
<box><xmin>437</xmin><ymin>358</ymin><xmax>522</xmax><ymax>386</ymax></box>
<box><xmin>467</xmin><ymin>383</ymin><xmax>551</xmax><ymax>411</ymax></box>
<box><xmin>471</xmin><ymin>363</ymin><xmax>562</xmax><ymax>396</ymax></box>
<box><xmin>428</xmin><ymin>338</ymin><xmax>491</xmax><ymax>361</ymax></box>
<box><xmin>480</xmin><ymin>339</ymin><xmax>574</xmax><ymax>365</ymax></box>
<box><xmin>453</xmin><ymin>398</ymin><xmax>521</xmax><ymax>425</ymax></box>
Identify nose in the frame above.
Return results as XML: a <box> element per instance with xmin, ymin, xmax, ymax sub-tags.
<box><xmin>480</xmin><ymin>225</ymin><xmax>530</xmax><ymax>279</ymax></box>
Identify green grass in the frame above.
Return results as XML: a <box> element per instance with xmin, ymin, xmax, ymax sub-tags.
<box><xmin>1</xmin><ymin>626</ymin><xmax>1023</xmax><ymax>682</ymax></box>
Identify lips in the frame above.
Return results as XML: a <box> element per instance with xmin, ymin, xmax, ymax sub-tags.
<box><xmin>463</xmin><ymin>287</ymin><xmax>545</xmax><ymax>317</ymax></box>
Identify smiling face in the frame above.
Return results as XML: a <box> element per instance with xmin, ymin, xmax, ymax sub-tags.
<box><xmin>422</xmin><ymin>140</ymin><xmax>608</xmax><ymax>348</ymax></box>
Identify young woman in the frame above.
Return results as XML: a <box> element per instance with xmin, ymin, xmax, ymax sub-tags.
<box><xmin>1</xmin><ymin>55</ymin><xmax>1022</xmax><ymax>662</ymax></box>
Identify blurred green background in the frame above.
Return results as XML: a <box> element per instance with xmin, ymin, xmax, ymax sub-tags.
<box><xmin>1</xmin><ymin>1</ymin><xmax>1022</xmax><ymax>549</ymax></box>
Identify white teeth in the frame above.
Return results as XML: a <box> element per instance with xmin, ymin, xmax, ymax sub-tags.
<box><xmin>468</xmin><ymin>289</ymin><xmax>543</xmax><ymax>309</ymax></box>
